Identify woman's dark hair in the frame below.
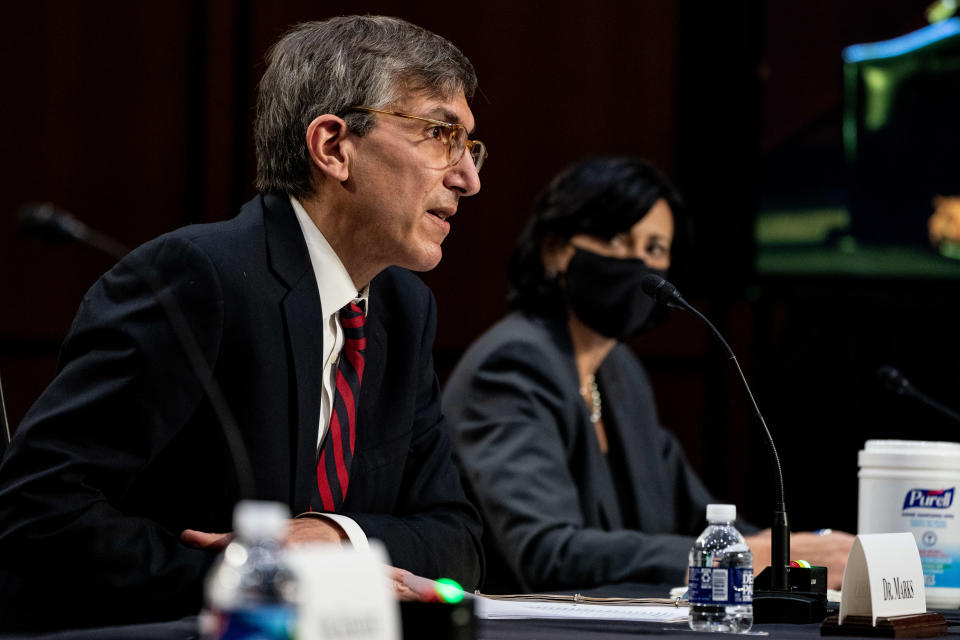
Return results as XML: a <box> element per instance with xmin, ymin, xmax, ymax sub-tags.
<box><xmin>507</xmin><ymin>156</ymin><xmax>685</xmax><ymax>316</ymax></box>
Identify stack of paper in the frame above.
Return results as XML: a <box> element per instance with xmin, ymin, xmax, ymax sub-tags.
<box><xmin>473</xmin><ymin>593</ymin><xmax>689</xmax><ymax>622</ymax></box>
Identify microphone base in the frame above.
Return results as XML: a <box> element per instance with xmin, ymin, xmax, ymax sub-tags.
<box><xmin>754</xmin><ymin>565</ymin><xmax>830</xmax><ymax>624</ymax></box>
<box><xmin>753</xmin><ymin>589</ymin><xmax>830</xmax><ymax>624</ymax></box>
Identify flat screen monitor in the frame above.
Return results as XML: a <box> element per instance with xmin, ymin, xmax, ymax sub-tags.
<box><xmin>755</xmin><ymin>18</ymin><xmax>960</xmax><ymax>278</ymax></box>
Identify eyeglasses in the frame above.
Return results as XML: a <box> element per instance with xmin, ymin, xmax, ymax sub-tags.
<box><xmin>345</xmin><ymin>106</ymin><xmax>488</xmax><ymax>172</ymax></box>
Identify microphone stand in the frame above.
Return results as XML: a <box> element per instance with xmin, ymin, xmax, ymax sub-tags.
<box><xmin>641</xmin><ymin>275</ymin><xmax>827</xmax><ymax>623</ymax></box>
<box><xmin>19</xmin><ymin>202</ymin><xmax>255</xmax><ymax>500</ymax></box>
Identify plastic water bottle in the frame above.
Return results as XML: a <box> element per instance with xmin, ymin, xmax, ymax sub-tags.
<box><xmin>688</xmin><ymin>504</ymin><xmax>754</xmax><ymax>633</ymax></box>
<box><xmin>203</xmin><ymin>501</ymin><xmax>297</xmax><ymax>639</ymax></box>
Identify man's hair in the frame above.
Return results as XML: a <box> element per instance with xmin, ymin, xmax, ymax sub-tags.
<box><xmin>254</xmin><ymin>15</ymin><xmax>478</xmax><ymax>197</ymax></box>
<box><xmin>508</xmin><ymin>156</ymin><xmax>686</xmax><ymax>316</ymax></box>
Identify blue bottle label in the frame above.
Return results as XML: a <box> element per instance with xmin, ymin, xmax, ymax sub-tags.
<box><xmin>214</xmin><ymin>604</ymin><xmax>297</xmax><ymax>639</ymax></box>
<box><xmin>688</xmin><ymin>567</ymin><xmax>754</xmax><ymax>605</ymax></box>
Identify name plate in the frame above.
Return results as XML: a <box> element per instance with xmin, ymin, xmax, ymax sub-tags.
<box><xmin>288</xmin><ymin>541</ymin><xmax>400</xmax><ymax>640</ymax></box>
<box><xmin>839</xmin><ymin>533</ymin><xmax>927</xmax><ymax>626</ymax></box>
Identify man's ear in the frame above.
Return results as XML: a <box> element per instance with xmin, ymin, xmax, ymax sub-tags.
<box><xmin>306</xmin><ymin>114</ymin><xmax>351</xmax><ymax>182</ymax></box>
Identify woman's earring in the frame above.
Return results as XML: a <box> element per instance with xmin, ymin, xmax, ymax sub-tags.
<box><xmin>545</xmin><ymin>267</ymin><xmax>559</xmax><ymax>279</ymax></box>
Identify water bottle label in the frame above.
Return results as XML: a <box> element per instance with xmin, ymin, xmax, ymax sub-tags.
<box><xmin>688</xmin><ymin>567</ymin><xmax>753</xmax><ymax>605</ymax></box>
<box><xmin>213</xmin><ymin>604</ymin><xmax>297</xmax><ymax>639</ymax></box>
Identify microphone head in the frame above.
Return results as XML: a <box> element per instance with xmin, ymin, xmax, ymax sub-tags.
<box><xmin>640</xmin><ymin>273</ymin><xmax>665</xmax><ymax>297</ymax></box>
<box><xmin>19</xmin><ymin>202</ymin><xmax>88</xmax><ymax>243</ymax></box>
<box><xmin>877</xmin><ymin>365</ymin><xmax>912</xmax><ymax>395</ymax></box>
<box><xmin>641</xmin><ymin>273</ymin><xmax>684</xmax><ymax>308</ymax></box>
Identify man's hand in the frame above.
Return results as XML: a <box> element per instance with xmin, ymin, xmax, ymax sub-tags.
<box><xmin>285</xmin><ymin>517</ymin><xmax>347</xmax><ymax>545</ymax></box>
<box><xmin>746</xmin><ymin>529</ymin><xmax>855</xmax><ymax>590</ymax></box>
<box><xmin>180</xmin><ymin>529</ymin><xmax>234</xmax><ymax>551</ymax></box>
<box><xmin>181</xmin><ymin>517</ymin><xmax>346</xmax><ymax>551</ymax></box>
<box><xmin>385</xmin><ymin>566</ymin><xmax>424</xmax><ymax>602</ymax></box>
<box><xmin>181</xmin><ymin>524</ymin><xmax>433</xmax><ymax>603</ymax></box>
<box><xmin>384</xmin><ymin>566</ymin><xmax>458</xmax><ymax>602</ymax></box>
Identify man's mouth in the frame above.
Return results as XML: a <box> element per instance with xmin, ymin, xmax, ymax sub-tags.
<box><xmin>427</xmin><ymin>208</ymin><xmax>455</xmax><ymax>221</ymax></box>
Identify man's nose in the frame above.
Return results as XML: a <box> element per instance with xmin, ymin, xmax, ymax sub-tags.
<box><xmin>445</xmin><ymin>152</ymin><xmax>481</xmax><ymax>196</ymax></box>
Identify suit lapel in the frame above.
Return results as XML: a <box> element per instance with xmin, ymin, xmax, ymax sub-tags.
<box><xmin>599</xmin><ymin>350</ymin><xmax>668</xmax><ymax>528</ymax></box>
<box><xmin>588</xmin><ymin>401</ymin><xmax>623</xmax><ymax>530</ymax></box>
<box><xmin>283</xmin><ymin>282</ymin><xmax>325</xmax><ymax>512</ymax></box>
<box><xmin>544</xmin><ymin>316</ymin><xmax>622</xmax><ymax>529</ymax></box>
<box><xmin>262</xmin><ymin>194</ymin><xmax>325</xmax><ymax>513</ymax></box>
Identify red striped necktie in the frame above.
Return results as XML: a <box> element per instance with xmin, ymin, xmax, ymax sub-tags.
<box><xmin>314</xmin><ymin>301</ymin><xmax>366</xmax><ymax>512</ymax></box>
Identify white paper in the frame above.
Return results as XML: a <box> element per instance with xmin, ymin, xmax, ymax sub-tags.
<box><xmin>474</xmin><ymin>597</ymin><xmax>688</xmax><ymax>622</ymax></box>
<box><xmin>839</xmin><ymin>532</ymin><xmax>927</xmax><ymax>626</ymax></box>
<box><xmin>289</xmin><ymin>541</ymin><xmax>400</xmax><ymax>640</ymax></box>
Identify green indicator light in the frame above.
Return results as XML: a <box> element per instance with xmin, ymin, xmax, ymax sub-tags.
<box><xmin>434</xmin><ymin>578</ymin><xmax>464</xmax><ymax>603</ymax></box>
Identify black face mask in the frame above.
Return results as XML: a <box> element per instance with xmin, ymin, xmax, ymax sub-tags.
<box><xmin>563</xmin><ymin>249</ymin><xmax>667</xmax><ymax>340</ymax></box>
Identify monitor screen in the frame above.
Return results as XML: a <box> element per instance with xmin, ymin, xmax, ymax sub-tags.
<box><xmin>755</xmin><ymin>17</ymin><xmax>960</xmax><ymax>278</ymax></box>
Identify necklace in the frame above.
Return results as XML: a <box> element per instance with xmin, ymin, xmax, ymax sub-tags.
<box><xmin>580</xmin><ymin>375</ymin><xmax>602</xmax><ymax>424</ymax></box>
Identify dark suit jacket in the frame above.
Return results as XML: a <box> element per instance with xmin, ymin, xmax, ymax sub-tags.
<box><xmin>0</xmin><ymin>193</ymin><xmax>482</xmax><ymax>630</ymax></box>
<box><xmin>443</xmin><ymin>311</ymin><xmax>753</xmax><ymax>593</ymax></box>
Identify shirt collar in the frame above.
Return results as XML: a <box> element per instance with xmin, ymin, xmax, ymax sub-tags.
<box><xmin>290</xmin><ymin>195</ymin><xmax>370</xmax><ymax>317</ymax></box>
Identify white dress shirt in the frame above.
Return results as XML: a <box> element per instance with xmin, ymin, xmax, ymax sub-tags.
<box><xmin>290</xmin><ymin>195</ymin><xmax>370</xmax><ymax>550</ymax></box>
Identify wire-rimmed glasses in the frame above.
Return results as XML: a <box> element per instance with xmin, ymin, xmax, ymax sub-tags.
<box><xmin>346</xmin><ymin>106</ymin><xmax>488</xmax><ymax>172</ymax></box>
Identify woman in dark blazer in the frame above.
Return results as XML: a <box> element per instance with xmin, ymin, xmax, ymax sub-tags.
<box><xmin>442</xmin><ymin>157</ymin><xmax>852</xmax><ymax>593</ymax></box>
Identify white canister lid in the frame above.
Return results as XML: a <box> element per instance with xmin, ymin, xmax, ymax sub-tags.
<box><xmin>858</xmin><ymin>439</ymin><xmax>960</xmax><ymax>470</ymax></box>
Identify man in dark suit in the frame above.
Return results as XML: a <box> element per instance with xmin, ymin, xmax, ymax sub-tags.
<box><xmin>0</xmin><ymin>16</ymin><xmax>486</xmax><ymax>630</ymax></box>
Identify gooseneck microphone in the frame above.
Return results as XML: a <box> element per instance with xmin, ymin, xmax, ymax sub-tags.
<box><xmin>19</xmin><ymin>202</ymin><xmax>255</xmax><ymax>500</ymax></box>
<box><xmin>878</xmin><ymin>365</ymin><xmax>960</xmax><ymax>425</ymax></box>
<box><xmin>641</xmin><ymin>274</ymin><xmax>791</xmax><ymax>593</ymax></box>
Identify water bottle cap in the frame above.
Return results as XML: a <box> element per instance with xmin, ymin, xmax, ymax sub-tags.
<box><xmin>706</xmin><ymin>503</ymin><xmax>736</xmax><ymax>523</ymax></box>
<box><xmin>233</xmin><ymin>500</ymin><xmax>290</xmax><ymax>540</ymax></box>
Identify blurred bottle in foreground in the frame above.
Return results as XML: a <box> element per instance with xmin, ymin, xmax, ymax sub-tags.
<box><xmin>202</xmin><ymin>501</ymin><xmax>297</xmax><ymax>639</ymax></box>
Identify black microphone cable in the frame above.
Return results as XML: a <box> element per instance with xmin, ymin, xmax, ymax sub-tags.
<box><xmin>18</xmin><ymin>202</ymin><xmax>255</xmax><ymax>500</ymax></box>
<box><xmin>0</xmin><ymin>373</ymin><xmax>10</xmax><ymax>455</ymax></box>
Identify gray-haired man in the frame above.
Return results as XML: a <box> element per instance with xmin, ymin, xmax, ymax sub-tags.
<box><xmin>0</xmin><ymin>16</ymin><xmax>485</xmax><ymax>630</ymax></box>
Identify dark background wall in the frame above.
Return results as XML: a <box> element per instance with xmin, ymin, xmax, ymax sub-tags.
<box><xmin>2</xmin><ymin>0</ymin><xmax>955</xmax><ymax>535</ymax></box>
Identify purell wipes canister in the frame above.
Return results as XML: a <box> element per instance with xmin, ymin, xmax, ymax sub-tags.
<box><xmin>858</xmin><ymin>439</ymin><xmax>960</xmax><ymax>608</ymax></box>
